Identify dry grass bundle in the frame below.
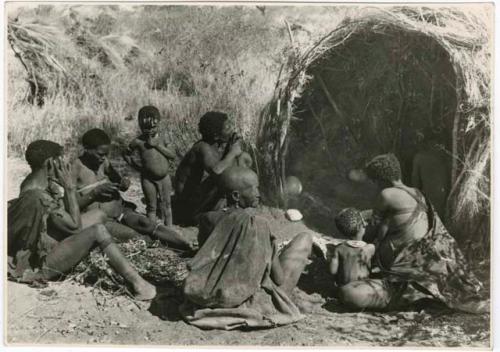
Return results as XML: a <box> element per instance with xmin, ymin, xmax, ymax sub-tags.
<box><xmin>7</xmin><ymin>20</ymin><xmax>73</xmax><ymax>106</ymax></box>
<box><xmin>7</xmin><ymin>6</ymin><xmax>281</xmax><ymax>161</ymax></box>
<box><xmin>70</xmin><ymin>239</ymin><xmax>190</xmax><ymax>293</ymax></box>
<box><xmin>258</xmin><ymin>5</ymin><xmax>491</xmax><ymax>244</ymax></box>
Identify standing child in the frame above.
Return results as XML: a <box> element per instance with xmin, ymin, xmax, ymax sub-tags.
<box><xmin>123</xmin><ymin>106</ymin><xmax>176</xmax><ymax>226</ymax></box>
<box><xmin>330</xmin><ymin>208</ymin><xmax>375</xmax><ymax>286</ymax></box>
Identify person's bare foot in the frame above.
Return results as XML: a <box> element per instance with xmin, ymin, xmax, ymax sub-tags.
<box><xmin>133</xmin><ymin>281</ymin><xmax>157</xmax><ymax>301</ymax></box>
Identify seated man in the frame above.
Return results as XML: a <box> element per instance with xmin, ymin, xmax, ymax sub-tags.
<box><xmin>72</xmin><ymin>128</ymin><xmax>194</xmax><ymax>250</ymax></box>
<box><xmin>180</xmin><ymin>166</ymin><xmax>313</xmax><ymax>330</ymax></box>
<box><xmin>330</xmin><ymin>208</ymin><xmax>375</xmax><ymax>287</ymax></box>
<box><xmin>173</xmin><ymin>111</ymin><xmax>252</xmax><ymax>226</ymax></box>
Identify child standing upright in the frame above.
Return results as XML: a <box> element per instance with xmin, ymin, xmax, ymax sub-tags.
<box><xmin>123</xmin><ymin>106</ymin><xmax>176</xmax><ymax>226</ymax></box>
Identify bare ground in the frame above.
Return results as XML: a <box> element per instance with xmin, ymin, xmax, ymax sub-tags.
<box><xmin>6</xmin><ymin>158</ymin><xmax>491</xmax><ymax>347</ymax></box>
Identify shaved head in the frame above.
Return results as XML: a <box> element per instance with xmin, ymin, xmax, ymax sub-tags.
<box><xmin>220</xmin><ymin>166</ymin><xmax>258</xmax><ymax>192</ymax></box>
<box><xmin>219</xmin><ymin>166</ymin><xmax>260</xmax><ymax>208</ymax></box>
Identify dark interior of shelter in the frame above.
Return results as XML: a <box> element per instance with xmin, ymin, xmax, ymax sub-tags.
<box><xmin>285</xmin><ymin>29</ymin><xmax>457</xmax><ymax>235</ymax></box>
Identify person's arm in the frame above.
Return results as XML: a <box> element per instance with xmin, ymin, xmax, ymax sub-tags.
<box><xmin>104</xmin><ymin>158</ymin><xmax>122</xmax><ymax>184</ymax></box>
<box><xmin>329</xmin><ymin>248</ymin><xmax>339</xmax><ymax>275</ymax></box>
<box><xmin>103</xmin><ymin>158</ymin><xmax>130</xmax><ymax>192</ymax></box>
<box><xmin>199</xmin><ymin>141</ymin><xmax>242</xmax><ymax>176</ymax></box>
<box><xmin>270</xmin><ymin>237</ymin><xmax>285</xmax><ymax>285</ymax></box>
<box><xmin>76</xmin><ymin>188</ymin><xmax>100</xmax><ymax>210</ymax></box>
<box><xmin>149</xmin><ymin>135</ymin><xmax>176</xmax><ymax>160</ymax></box>
<box><xmin>236</xmin><ymin>152</ymin><xmax>253</xmax><ymax>169</ymax></box>
<box><xmin>373</xmin><ymin>191</ymin><xmax>392</xmax><ymax>244</ymax></box>
<box><xmin>49</xmin><ymin>159</ymin><xmax>82</xmax><ymax>234</ymax></box>
<box><xmin>411</xmin><ymin>154</ymin><xmax>422</xmax><ymax>190</ymax></box>
<box><xmin>122</xmin><ymin>141</ymin><xmax>143</xmax><ymax>172</ymax></box>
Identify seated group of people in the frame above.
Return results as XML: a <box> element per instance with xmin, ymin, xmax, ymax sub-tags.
<box><xmin>8</xmin><ymin>107</ymin><xmax>488</xmax><ymax>331</ymax></box>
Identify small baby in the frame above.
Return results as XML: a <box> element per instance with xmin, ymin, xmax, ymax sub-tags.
<box><xmin>329</xmin><ymin>208</ymin><xmax>375</xmax><ymax>286</ymax></box>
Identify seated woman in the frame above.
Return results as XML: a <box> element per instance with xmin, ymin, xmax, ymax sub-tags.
<box><xmin>180</xmin><ymin>166</ymin><xmax>313</xmax><ymax>330</ymax></box>
<box><xmin>338</xmin><ymin>153</ymin><xmax>487</xmax><ymax>313</ymax></box>
<box><xmin>8</xmin><ymin>140</ymin><xmax>156</xmax><ymax>301</ymax></box>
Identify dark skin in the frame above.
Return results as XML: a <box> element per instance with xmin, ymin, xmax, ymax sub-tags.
<box><xmin>123</xmin><ymin>121</ymin><xmax>176</xmax><ymax>225</ymax></box>
<box><xmin>329</xmin><ymin>226</ymin><xmax>375</xmax><ymax>286</ymax></box>
<box><xmin>174</xmin><ymin>120</ymin><xmax>255</xmax><ymax>225</ymax></box>
<box><xmin>337</xmin><ymin>176</ymin><xmax>429</xmax><ymax>309</ymax></box>
<box><xmin>123</xmin><ymin>122</ymin><xmax>176</xmax><ymax>178</ymax></box>
<box><xmin>411</xmin><ymin>143</ymin><xmax>449</xmax><ymax>219</ymax></box>
<box><xmin>373</xmin><ymin>180</ymin><xmax>428</xmax><ymax>246</ymax></box>
<box><xmin>174</xmin><ymin>118</ymin><xmax>248</xmax><ymax>196</ymax></box>
<box><xmin>73</xmin><ymin>142</ymin><xmax>196</xmax><ymax>251</ymax></box>
<box><xmin>22</xmin><ymin>158</ymin><xmax>82</xmax><ymax>234</ymax></box>
<box><xmin>220</xmin><ymin>167</ymin><xmax>312</xmax><ymax>294</ymax></box>
<box><xmin>19</xmin><ymin>155</ymin><xmax>156</xmax><ymax>300</ymax></box>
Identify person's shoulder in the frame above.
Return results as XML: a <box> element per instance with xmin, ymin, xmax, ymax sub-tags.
<box><xmin>365</xmin><ymin>243</ymin><xmax>376</xmax><ymax>254</ymax></box>
<box><xmin>196</xmin><ymin>141</ymin><xmax>213</xmax><ymax>152</ymax></box>
<box><xmin>228</xmin><ymin>208</ymin><xmax>270</xmax><ymax>226</ymax></box>
<box><xmin>18</xmin><ymin>188</ymin><xmax>55</xmax><ymax>208</ymax></box>
<box><xmin>72</xmin><ymin>157</ymin><xmax>84</xmax><ymax>167</ymax></box>
<box><xmin>380</xmin><ymin>187</ymin><xmax>404</xmax><ymax>200</ymax></box>
<box><xmin>71</xmin><ymin>157</ymin><xmax>84</xmax><ymax>173</ymax></box>
<box><xmin>200</xmin><ymin>209</ymin><xmax>226</xmax><ymax>225</ymax></box>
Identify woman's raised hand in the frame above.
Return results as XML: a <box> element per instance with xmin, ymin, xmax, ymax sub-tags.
<box><xmin>52</xmin><ymin>157</ymin><xmax>75</xmax><ymax>190</ymax></box>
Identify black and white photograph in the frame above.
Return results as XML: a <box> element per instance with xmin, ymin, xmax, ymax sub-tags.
<box><xmin>4</xmin><ymin>2</ymin><xmax>494</xmax><ymax>348</ymax></box>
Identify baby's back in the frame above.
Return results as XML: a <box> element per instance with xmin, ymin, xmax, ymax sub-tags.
<box><xmin>336</xmin><ymin>242</ymin><xmax>375</xmax><ymax>286</ymax></box>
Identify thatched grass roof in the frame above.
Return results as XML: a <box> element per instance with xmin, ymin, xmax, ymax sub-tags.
<box><xmin>257</xmin><ymin>6</ymin><xmax>491</xmax><ymax>240</ymax></box>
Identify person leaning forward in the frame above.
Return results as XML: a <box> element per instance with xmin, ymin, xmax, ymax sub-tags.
<box><xmin>173</xmin><ymin>111</ymin><xmax>252</xmax><ymax>226</ymax></box>
<box><xmin>71</xmin><ymin>128</ymin><xmax>195</xmax><ymax>250</ymax></box>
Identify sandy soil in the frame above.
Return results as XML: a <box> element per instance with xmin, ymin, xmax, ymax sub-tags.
<box><xmin>5</xmin><ymin>158</ymin><xmax>491</xmax><ymax>347</ymax></box>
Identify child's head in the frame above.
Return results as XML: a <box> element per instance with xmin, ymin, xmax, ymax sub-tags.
<box><xmin>138</xmin><ymin>106</ymin><xmax>160</xmax><ymax>135</ymax></box>
<box><xmin>335</xmin><ymin>208</ymin><xmax>366</xmax><ymax>239</ymax></box>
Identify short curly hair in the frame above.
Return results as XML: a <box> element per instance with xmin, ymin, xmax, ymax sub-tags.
<box><xmin>198</xmin><ymin>111</ymin><xmax>228</xmax><ymax>140</ymax></box>
<box><xmin>364</xmin><ymin>153</ymin><xmax>402</xmax><ymax>184</ymax></box>
<box><xmin>82</xmin><ymin>128</ymin><xmax>111</xmax><ymax>149</ymax></box>
<box><xmin>335</xmin><ymin>208</ymin><xmax>364</xmax><ymax>239</ymax></box>
<box><xmin>25</xmin><ymin>140</ymin><xmax>64</xmax><ymax>170</ymax></box>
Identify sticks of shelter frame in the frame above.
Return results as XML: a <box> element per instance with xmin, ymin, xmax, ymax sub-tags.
<box><xmin>257</xmin><ymin>6</ymin><xmax>491</xmax><ymax>248</ymax></box>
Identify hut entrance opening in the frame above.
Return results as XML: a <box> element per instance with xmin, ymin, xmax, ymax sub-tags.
<box><xmin>285</xmin><ymin>29</ymin><xmax>457</xmax><ymax>235</ymax></box>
